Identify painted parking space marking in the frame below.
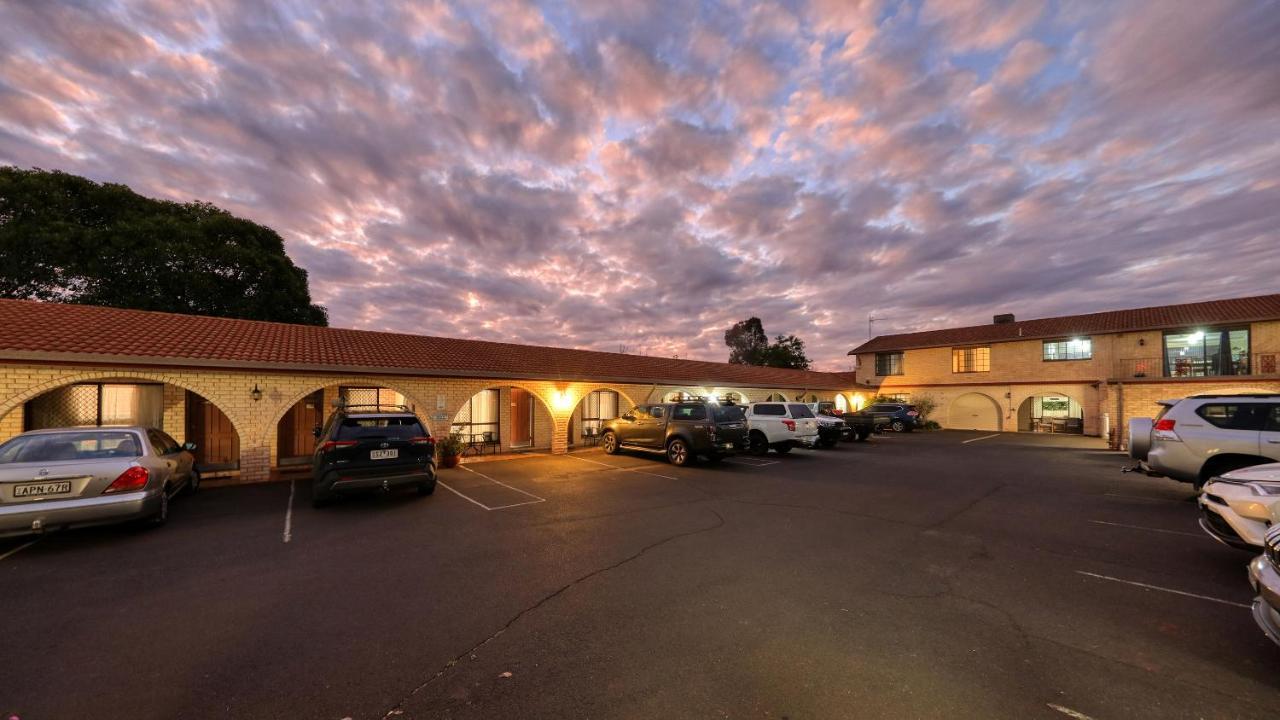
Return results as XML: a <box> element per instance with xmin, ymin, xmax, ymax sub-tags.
<box><xmin>564</xmin><ymin>453</ymin><xmax>679</xmax><ymax>480</ymax></box>
<box><xmin>1088</xmin><ymin>519</ymin><xmax>1207</xmax><ymax>539</ymax></box>
<box><xmin>1075</xmin><ymin>571</ymin><xmax>1250</xmax><ymax>609</ymax></box>
<box><xmin>1048</xmin><ymin>704</ymin><xmax>1096</xmax><ymax>720</ymax></box>
<box><xmin>723</xmin><ymin>456</ymin><xmax>780</xmax><ymax>467</ymax></box>
<box><xmin>436</xmin><ymin>465</ymin><xmax>546</xmax><ymax>511</ymax></box>
<box><xmin>0</xmin><ymin>538</ymin><xmax>38</xmax><ymax>562</ymax></box>
<box><xmin>282</xmin><ymin>477</ymin><xmax>296</xmax><ymax>543</ymax></box>
<box><xmin>961</xmin><ymin>433</ymin><xmax>1001</xmax><ymax>444</ymax></box>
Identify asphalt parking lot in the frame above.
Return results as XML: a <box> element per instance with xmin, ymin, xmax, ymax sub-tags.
<box><xmin>2</xmin><ymin>430</ymin><xmax>1278</xmax><ymax>719</ymax></box>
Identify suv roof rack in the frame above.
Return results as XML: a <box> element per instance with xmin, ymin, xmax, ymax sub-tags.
<box><xmin>332</xmin><ymin>401</ymin><xmax>416</xmax><ymax>414</ymax></box>
<box><xmin>1185</xmin><ymin>393</ymin><xmax>1280</xmax><ymax>399</ymax></box>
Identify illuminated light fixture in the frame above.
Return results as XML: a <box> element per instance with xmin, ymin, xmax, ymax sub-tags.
<box><xmin>250</xmin><ymin>383</ymin><xmax>263</xmax><ymax>402</ymax></box>
<box><xmin>552</xmin><ymin>389</ymin><xmax>573</xmax><ymax>412</ymax></box>
<box><xmin>1188</xmin><ymin>331</ymin><xmax>1205</xmax><ymax>344</ymax></box>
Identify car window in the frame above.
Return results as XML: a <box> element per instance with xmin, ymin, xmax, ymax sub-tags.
<box><xmin>1195</xmin><ymin>403</ymin><xmax>1268</xmax><ymax>430</ymax></box>
<box><xmin>787</xmin><ymin>404</ymin><xmax>815</xmax><ymax>418</ymax></box>
<box><xmin>336</xmin><ymin>416</ymin><xmax>427</xmax><ymax>440</ymax></box>
<box><xmin>650</xmin><ymin>406</ymin><xmax>666</xmax><ymax>419</ymax></box>
<box><xmin>1264</xmin><ymin>405</ymin><xmax>1280</xmax><ymax>432</ymax></box>
<box><xmin>754</xmin><ymin>404</ymin><xmax>786</xmax><ymax>416</ymax></box>
<box><xmin>159</xmin><ymin>430</ymin><xmax>182</xmax><ymax>453</ymax></box>
<box><xmin>0</xmin><ymin>431</ymin><xmax>141</xmax><ymax>463</ymax></box>
<box><xmin>672</xmin><ymin>403</ymin><xmax>707</xmax><ymax>420</ymax></box>
<box><xmin>713</xmin><ymin>405</ymin><xmax>746</xmax><ymax>422</ymax></box>
<box><xmin>147</xmin><ymin>429</ymin><xmax>172</xmax><ymax>455</ymax></box>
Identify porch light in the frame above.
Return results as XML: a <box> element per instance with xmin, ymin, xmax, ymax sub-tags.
<box><xmin>251</xmin><ymin>383</ymin><xmax>263</xmax><ymax>402</ymax></box>
<box><xmin>1187</xmin><ymin>331</ymin><xmax>1204</xmax><ymax>344</ymax></box>
<box><xmin>552</xmin><ymin>389</ymin><xmax>573</xmax><ymax>411</ymax></box>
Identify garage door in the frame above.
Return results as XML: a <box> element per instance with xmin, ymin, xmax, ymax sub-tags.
<box><xmin>949</xmin><ymin>393</ymin><xmax>1002</xmax><ymax>431</ymax></box>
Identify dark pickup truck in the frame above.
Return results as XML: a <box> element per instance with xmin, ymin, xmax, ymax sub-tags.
<box><xmin>838</xmin><ymin>410</ymin><xmax>878</xmax><ymax>441</ymax></box>
<box><xmin>602</xmin><ymin>401</ymin><xmax>748</xmax><ymax>465</ymax></box>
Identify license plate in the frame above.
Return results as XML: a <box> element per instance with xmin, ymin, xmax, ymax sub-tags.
<box><xmin>370</xmin><ymin>449</ymin><xmax>398</xmax><ymax>460</ymax></box>
<box><xmin>14</xmin><ymin>481</ymin><xmax>72</xmax><ymax>498</ymax></box>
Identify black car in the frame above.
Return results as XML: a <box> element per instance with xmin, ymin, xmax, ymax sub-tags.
<box><xmin>858</xmin><ymin>403</ymin><xmax>922</xmax><ymax>432</ymax></box>
<box><xmin>311</xmin><ymin>404</ymin><xmax>437</xmax><ymax>506</ymax></box>
<box><xmin>601</xmin><ymin>401</ymin><xmax>748</xmax><ymax>466</ymax></box>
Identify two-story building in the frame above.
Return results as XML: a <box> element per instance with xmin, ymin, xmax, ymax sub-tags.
<box><xmin>849</xmin><ymin>294</ymin><xmax>1280</xmax><ymax>445</ymax></box>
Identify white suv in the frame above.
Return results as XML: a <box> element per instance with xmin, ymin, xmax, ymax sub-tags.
<box><xmin>1199</xmin><ymin>462</ymin><xmax>1280</xmax><ymax>549</ymax></box>
<box><xmin>744</xmin><ymin>402</ymin><xmax>820</xmax><ymax>455</ymax></box>
<box><xmin>1129</xmin><ymin>394</ymin><xmax>1280</xmax><ymax>486</ymax></box>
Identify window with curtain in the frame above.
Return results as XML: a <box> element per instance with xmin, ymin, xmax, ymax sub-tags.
<box><xmin>580</xmin><ymin>390</ymin><xmax>619</xmax><ymax>436</ymax></box>
<box><xmin>952</xmin><ymin>347</ymin><xmax>991</xmax><ymax>373</ymax></box>
<box><xmin>1163</xmin><ymin>327</ymin><xmax>1249</xmax><ymax>377</ymax></box>
<box><xmin>451</xmin><ymin>389</ymin><xmax>500</xmax><ymax>442</ymax></box>
<box><xmin>875</xmin><ymin>352</ymin><xmax>903</xmax><ymax>376</ymax></box>
<box><xmin>24</xmin><ymin>383</ymin><xmax>163</xmax><ymax>430</ymax></box>
<box><xmin>1042</xmin><ymin>338</ymin><xmax>1092</xmax><ymax>361</ymax></box>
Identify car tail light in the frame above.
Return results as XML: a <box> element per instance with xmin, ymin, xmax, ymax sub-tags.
<box><xmin>319</xmin><ymin>440</ymin><xmax>358</xmax><ymax>452</ymax></box>
<box><xmin>907</xmin><ymin>411</ymin><xmax>919</xmax><ymax>417</ymax></box>
<box><xmin>1152</xmin><ymin>418</ymin><xmax>1180</xmax><ymax>441</ymax></box>
<box><xmin>410</xmin><ymin>436</ymin><xmax>434</xmax><ymax>446</ymax></box>
<box><xmin>104</xmin><ymin>465</ymin><xmax>149</xmax><ymax>494</ymax></box>
<box><xmin>782</xmin><ymin>419</ymin><xmax>796</xmax><ymax>431</ymax></box>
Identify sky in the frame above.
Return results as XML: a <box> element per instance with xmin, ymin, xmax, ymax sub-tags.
<box><xmin>1</xmin><ymin>0</ymin><xmax>1278</xmax><ymax>371</ymax></box>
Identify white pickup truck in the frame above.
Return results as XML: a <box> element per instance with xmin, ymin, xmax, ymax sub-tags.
<box><xmin>744</xmin><ymin>402</ymin><xmax>820</xmax><ymax>455</ymax></box>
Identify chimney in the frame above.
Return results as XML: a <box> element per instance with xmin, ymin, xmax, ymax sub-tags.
<box><xmin>993</xmin><ymin>313</ymin><xmax>1015</xmax><ymax>324</ymax></box>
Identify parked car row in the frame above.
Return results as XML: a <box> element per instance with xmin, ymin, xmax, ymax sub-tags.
<box><xmin>1128</xmin><ymin>392</ymin><xmax>1280</xmax><ymax>649</ymax></box>
<box><xmin>599</xmin><ymin>399</ymin><xmax>894</xmax><ymax>466</ymax></box>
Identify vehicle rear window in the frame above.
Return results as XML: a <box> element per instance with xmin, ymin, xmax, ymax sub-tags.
<box><xmin>787</xmin><ymin>404</ymin><xmax>815</xmax><ymax>418</ymax></box>
<box><xmin>713</xmin><ymin>405</ymin><xmax>746</xmax><ymax>422</ymax></box>
<box><xmin>754</xmin><ymin>404</ymin><xmax>786</xmax><ymax>416</ymax></box>
<box><xmin>1195</xmin><ymin>404</ymin><xmax>1267</xmax><ymax>430</ymax></box>
<box><xmin>336</xmin><ymin>416</ymin><xmax>426</xmax><ymax>440</ymax></box>
<box><xmin>0</xmin><ymin>431</ymin><xmax>141</xmax><ymax>463</ymax></box>
<box><xmin>672</xmin><ymin>403</ymin><xmax>707</xmax><ymax>420</ymax></box>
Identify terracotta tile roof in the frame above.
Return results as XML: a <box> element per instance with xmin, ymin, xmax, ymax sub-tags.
<box><xmin>0</xmin><ymin>299</ymin><xmax>849</xmax><ymax>389</ymax></box>
<box><xmin>850</xmin><ymin>293</ymin><xmax>1280</xmax><ymax>354</ymax></box>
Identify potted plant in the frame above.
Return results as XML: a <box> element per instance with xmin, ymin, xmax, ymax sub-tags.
<box><xmin>437</xmin><ymin>434</ymin><xmax>464</xmax><ymax>469</ymax></box>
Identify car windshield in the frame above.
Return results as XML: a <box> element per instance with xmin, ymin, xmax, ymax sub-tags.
<box><xmin>787</xmin><ymin>404</ymin><xmax>816</xmax><ymax>418</ymax></box>
<box><xmin>713</xmin><ymin>405</ymin><xmax>746</xmax><ymax>422</ymax></box>
<box><xmin>337</xmin><ymin>416</ymin><xmax>426</xmax><ymax>440</ymax></box>
<box><xmin>0</xmin><ymin>431</ymin><xmax>141</xmax><ymax>463</ymax></box>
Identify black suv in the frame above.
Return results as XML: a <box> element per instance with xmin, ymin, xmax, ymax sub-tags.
<box><xmin>601</xmin><ymin>401</ymin><xmax>748</xmax><ymax>466</ymax></box>
<box><xmin>857</xmin><ymin>403</ymin><xmax>921</xmax><ymax>432</ymax></box>
<box><xmin>311</xmin><ymin>404</ymin><xmax>437</xmax><ymax>506</ymax></box>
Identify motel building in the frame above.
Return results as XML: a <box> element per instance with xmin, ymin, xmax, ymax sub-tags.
<box><xmin>848</xmin><ymin>293</ymin><xmax>1280</xmax><ymax>446</ymax></box>
<box><xmin>0</xmin><ymin>300</ymin><xmax>862</xmax><ymax>485</ymax></box>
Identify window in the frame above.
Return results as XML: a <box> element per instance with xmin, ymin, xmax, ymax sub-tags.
<box><xmin>1043</xmin><ymin>338</ymin><xmax>1092</xmax><ymax>361</ymax></box>
<box><xmin>754</xmin><ymin>404</ymin><xmax>786</xmax><ymax>416</ymax></box>
<box><xmin>1164</xmin><ymin>327</ymin><xmax>1250</xmax><ymax>377</ymax></box>
<box><xmin>147</xmin><ymin>429</ymin><xmax>181</xmax><ymax>455</ymax></box>
<box><xmin>787</xmin><ymin>404</ymin><xmax>815</xmax><ymax>418</ymax></box>
<box><xmin>882</xmin><ymin>393</ymin><xmax>911</xmax><ymax>403</ymax></box>
<box><xmin>672</xmin><ymin>403</ymin><xmax>707</xmax><ymax>420</ymax></box>
<box><xmin>340</xmin><ymin>386</ymin><xmax>407</xmax><ymax>410</ymax></box>
<box><xmin>650</xmin><ymin>406</ymin><xmax>665</xmax><ymax>419</ymax></box>
<box><xmin>0</xmin><ymin>430</ymin><xmax>142</xmax><ymax>463</ymax></box>
<box><xmin>713</xmin><ymin>405</ymin><xmax>746</xmax><ymax>422</ymax></box>
<box><xmin>952</xmin><ymin>347</ymin><xmax>990</xmax><ymax>373</ymax></box>
<box><xmin>1267</xmin><ymin>405</ymin><xmax>1280</xmax><ymax>432</ymax></box>
<box><xmin>875</xmin><ymin>352</ymin><xmax>904</xmax><ymax>376</ymax></box>
<box><xmin>24</xmin><ymin>383</ymin><xmax>163</xmax><ymax>431</ymax></box>
<box><xmin>451</xmin><ymin>389</ymin><xmax>500</xmax><ymax>442</ymax></box>
<box><xmin>1195</xmin><ymin>403</ymin><xmax>1268</xmax><ymax>430</ymax></box>
<box><xmin>580</xmin><ymin>390</ymin><xmax>620</xmax><ymax>436</ymax></box>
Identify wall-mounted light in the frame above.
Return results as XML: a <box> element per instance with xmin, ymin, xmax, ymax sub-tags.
<box><xmin>251</xmin><ymin>383</ymin><xmax>263</xmax><ymax>402</ymax></box>
<box><xmin>551</xmin><ymin>389</ymin><xmax>573</xmax><ymax>412</ymax></box>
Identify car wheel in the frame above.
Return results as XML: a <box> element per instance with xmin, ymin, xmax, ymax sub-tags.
<box><xmin>602</xmin><ymin>431</ymin><xmax>620</xmax><ymax>455</ymax></box>
<box><xmin>417</xmin><ymin>478</ymin><xmax>436</xmax><ymax>496</ymax></box>
<box><xmin>773</xmin><ymin>444</ymin><xmax>792</xmax><ymax>454</ymax></box>
<box><xmin>748</xmin><ymin>431</ymin><xmax>769</xmax><ymax>455</ymax></box>
<box><xmin>185</xmin><ymin>470</ymin><xmax>201</xmax><ymax>496</ymax></box>
<box><xmin>666</xmin><ymin>438</ymin><xmax>691</xmax><ymax>466</ymax></box>
<box><xmin>891</xmin><ymin>420</ymin><xmax>906</xmax><ymax>432</ymax></box>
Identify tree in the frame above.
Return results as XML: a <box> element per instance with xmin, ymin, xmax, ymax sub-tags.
<box><xmin>724</xmin><ymin>318</ymin><xmax>811</xmax><ymax>370</ymax></box>
<box><xmin>0</xmin><ymin>167</ymin><xmax>327</xmax><ymax>325</ymax></box>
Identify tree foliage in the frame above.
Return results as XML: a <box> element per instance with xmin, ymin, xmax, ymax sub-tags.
<box><xmin>0</xmin><ymin>167</ymin><xmax>327</xmax><ymax>325</ymax></box>
<box><xmin>724</xmin><ymin>317</ymin><xmax>811</xmax><ymax>370</ymax></box>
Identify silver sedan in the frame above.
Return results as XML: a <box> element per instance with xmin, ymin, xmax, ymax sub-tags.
<box><xmin>0</xmin><ymin>426</ymin><xmax>198</xmax><ymax>538</ymax></box>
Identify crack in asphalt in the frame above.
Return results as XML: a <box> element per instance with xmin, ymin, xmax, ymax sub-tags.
<box><xmin>378</xmin><ymin>507</ymin><xmax>727</xmax><ymax>719</ymax></box>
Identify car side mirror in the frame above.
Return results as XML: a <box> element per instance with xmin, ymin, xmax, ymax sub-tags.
<box><xmin>312</xmin><ymin>425</ymin><xmax>322</xmax><ymax>438</ymax></box>
<box><xmin>182</xmin><ymin>441</ymin><xmax>197</xmax><ymax>452</ymax></box>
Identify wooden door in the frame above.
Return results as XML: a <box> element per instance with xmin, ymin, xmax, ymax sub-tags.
<box><xmin>185</xmin><ymin>392</ymin><xmax>240</xmax><ymax>471</ymax></box>
<box><xmin>510</xmin><ymin>388</ymin><xmax>533</xmax><ymax>446</ymax></box>
<box><xmin>277</xmin><ymin>390</ymin><xmax>324</xmax><ymax>464</ymax></box>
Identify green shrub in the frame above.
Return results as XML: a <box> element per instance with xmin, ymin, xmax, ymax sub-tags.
<box><xmin>436</xmin><ymin>434</ymin><xmax>465</xmax><ymax>459</ymax></box>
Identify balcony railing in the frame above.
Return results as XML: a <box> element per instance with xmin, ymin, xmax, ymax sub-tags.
<box><xmin>1112</xmin><ymin>351</ymin><xmax>1280</xmax><ymax>380</ymax></box>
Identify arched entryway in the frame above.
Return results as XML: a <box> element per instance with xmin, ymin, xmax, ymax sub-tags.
<box><xmin>274</xmin><ymin>384</ymin><xmax>424</xmax><ymax>468</ymax></box>
<box><xmin>1017</xmin><ymin>394</ymin><xmax>1083</xmax><ymax>434</ymax></box>
<box><xmin>450</xmin><ymin>385</ymin><xmax>555</xmax><ymax>455</ymax></box>
<box><xmin>834</xmin><ymin>394</ymin><xmax>850</xmax><ymax>413</ymax></box>
<box><xmin>948</xmin><ymin>392</ymin><xmax>1003</xmax><ymax>431</ymax></box>
<box><xmin>15</xmin><ymin>379</ymin><xmax>241</xmax><ymax>475</ymax></box>
<box><xmin>568</xmin><ymin>388</ymin><xmax>630</xmax><ymax>447</ymax></box>
<box><xmin>663</xmin><ymin>390</ymin><xmax>703</xmax><ymax>402</ymax></box>
<box><xmin>764</xmin><ymin>392</ymin><xmax>787</xmax><ymax>402</ymax></box>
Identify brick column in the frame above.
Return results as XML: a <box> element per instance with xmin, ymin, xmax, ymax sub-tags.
<box><xmin>550</xmin><ymin>418</ymin><xmax>569</xmax><ymax>454</ymax></box>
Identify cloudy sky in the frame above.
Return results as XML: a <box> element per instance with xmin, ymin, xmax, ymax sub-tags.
<box><xmin>2</xmin><ymin>0</ymin><xmax>1278</xmax><ymax>370</ymax></box>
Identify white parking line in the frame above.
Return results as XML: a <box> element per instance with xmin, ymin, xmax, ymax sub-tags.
<box><xmin>961</xmin><ymin>433</ymin><xmax>1001</xmax><ymax>444</ymax></box>
<box><xmin>435</xmin><ymin>465</ymin><xmax>546</xmax><ymax>511</ymax></box>
<box><xmin>564</xmin><ymin>453</ymin><xmax>678</xmax><ymax>480</ymax></box>
<box><xmin>1088</xmin><ymin>519</ymin><xmax>1207</xmax><ymax>539</ymax></box>
<box><xmin>1075</xmin><ymin>571</ymin><xmax>1250</xmax><ymax>609</ymax></box>
<box><xmin>1048</xmin><ymin>704</ymin><xmax>1096</xmax><ymax>720</ymax></box>
<box><xmin>0</xmin><ymin>539</ymin><xmax>38</xmax><ymax>562</ymax></box>
<box><xmin>282</xmin><ymin>477</ymin><xmax>296</xmax><ymax>543</ymax></box>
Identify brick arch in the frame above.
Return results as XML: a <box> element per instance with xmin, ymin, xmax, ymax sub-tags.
<box><xmin>0</xmin><ymin>369</ymin><xmax>250</xmax><ymax>443</ymax></box>
<box><xmin>264</xmin><ymin>378</ymin><xmax>436</xmax><ymax>445</ymax></box>
<box><xmin>569</xmin><ymin>384</ymin><xmax>640</xmax><ymax>414</ymax></box>
<box><xmin>1012</xmin><ymin>389</ymin><xmax>1086</xmax><ymax>432</ymax></box>
<box><xmin>446</xmin><ymin>380</ymin><xmax>559</xmax><ymax>427</ymax></box>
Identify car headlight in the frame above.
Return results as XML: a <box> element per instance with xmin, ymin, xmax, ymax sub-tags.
<box><xmin>1248</xmin><ymin>483</ymin><xmax>1280</xmax><ymax>496</ymax></box>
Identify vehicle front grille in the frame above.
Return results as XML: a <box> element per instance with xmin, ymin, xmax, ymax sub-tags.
<box><xmin>1265</xmin><ymin>525</ymin><xmax>1280</xmax><ymax>567</ymax></box>
<box><xmin>1201</xmin><ymin>508</ymin><xmax>1243</xmax><ymax>543</ymax></box>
